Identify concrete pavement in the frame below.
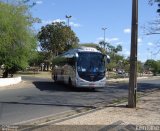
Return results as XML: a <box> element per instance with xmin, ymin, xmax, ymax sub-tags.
<box><xmin>56</xmin><ymin>90</ymin><xmax>160</xmax><ymax>125</ymax></box>
<box><xmin>30</xmin><ymin>90</ymin><xmax>160</xmax><ymax>131</ymax></box>
<box><xmin>0</xmin><ymin>76</ymin><xmax>160</xmax><ymax>131</ymax></box>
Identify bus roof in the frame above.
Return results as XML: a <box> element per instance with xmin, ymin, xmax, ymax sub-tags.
<box><xmin>63</xmin><ymin>46</ymin><xmax>101</xmax><ymax>55</ymax></box>
<box><xmin>58</xmin><ymin>46</ymin><xmax>102</xmax><ymax>58</ymax></box>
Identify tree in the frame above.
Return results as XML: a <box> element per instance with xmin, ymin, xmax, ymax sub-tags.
<box><xmin>99</xmin><ymin>41</ymin><xmax>108</xmax><ymax>49</ymax></box>
<box><xmin>143</xmin><ymin>0</ymin><xmax>160</xmax><ymax>55</ymax></box>
<box><xmin>137</xmin><ymin>61</ymin><xmax>144</xmax><ymax>76</ymax></box>
<box><xmin>107</xmin><ymin>54</ymin><xmax>124</xmax><ymax>71</ymax></box>
<box><xmin>0</xmin><ymin>2</ymin><xmax>37</xmax><ymax>77</ymax></box>
<box><xmin>38</xmin><ymin>22</ymin><xmax>79</xmax><ymax>57</ymax></box>
<box><xmin>103</xmin><ymin>42</ymin><xmax>123</xmax><ymax>72</ymax></box>
<box><xmin>145</xmin><ymin>0</ymin><xmax>160</xmax><ymax>34</ymax></box>
<box><xmin>0</xmin><ymin>0</ymin><xmax>38</xmax><ymax>7</ymax></box>
<box><xmin>144</xmin><ymin>59</ymin><xmax>160</xmax><ymax>75</ymax></box>
<box><xmin>28</xmin><ymin>51</ymin><xmax>52</xmax><ymax>71</ymax></box>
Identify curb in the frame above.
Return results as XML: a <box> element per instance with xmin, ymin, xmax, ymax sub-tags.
<box><xmin>107</xmin><ymin>76</ymin><xmax>152</xmax><ymax>82</ymax></box>
<box><xmin>14</xmin><ymin>101</ymin><xmax>125</xmax><ymax>131</ymax></box>
<box><xmin>0</xmin><ymin>76</ymin><xmax>22</xmax><ymax>87</ymax></box>
<box><xmin>16</xmin><ymin>89</ymin><xmax>160</xmax><ymax>130</ymax></box>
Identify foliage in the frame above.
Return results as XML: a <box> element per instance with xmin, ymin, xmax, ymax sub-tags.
<box><xmin>28</xmin><ymin>51</ymin><xmax>55</xmax><ymax>71</ymax></box>
<box><xmin>28</xmin><ymin>51</ymin><xmax>45</xmax><ymax>66</ymax></box>
<box><xmin>137</xmin><ymin>61</ymin><xmax>144</xmax><ymax>74</ymax></box>
<box><xmin>146</xmin><ymin>0</ymin><xmax>160</xmax><ymax>35</ymax></box>
<box><xmin>38</xmin><ymin>22</ymin><xmax>79</xmax><ymax>57</ymax></box>
<box><xmin>144</xmin><ymin>59</ymin><xmax>160</xmax><ymax>75</ymax></box>
<box><xmin>0</xmin><ymin>2</ymin><xmax>37</xmax><ymax>77</ymax></box>
<box><xmin>107</xmin><ymin>54</ymin><xmax>124</xmax><ymax>71</ymax></box>
<box><xmin>99</xmin><ymin>41</ymin><xmax>123</xmax><ymax>71</ymax></box>
<box><xmin>98</xmin><ymin>41</ymin><xmax>122</xmax><ymax>54</ymax></box>
<box><xmin>99</xmin><ymin>41</ymin><xmax>108</xmax><ymax>49</ymax></box>
<box><xmin>52</xmin><ymin>56</ymin><xmax>67</xmax><ymax>66</ymax></box>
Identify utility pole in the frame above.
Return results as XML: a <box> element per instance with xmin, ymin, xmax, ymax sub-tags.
<box><xmin>128</xmin><ymin>0</ymin><xmax>138</xmax><ymax>108</ymax></box>
<box><xmin>66</xmin><ymin>15</ymin><xmax>72</xmax><ymax>27</ymax></box>
<box><xmin>102</xmin><ymin>27</ymin><xmax>107</xmax><ymax>42</ymax></box>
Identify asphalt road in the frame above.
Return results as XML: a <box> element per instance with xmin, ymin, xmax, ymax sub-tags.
<box><xmin>0</xmin><ymin>76</ymin><xmax>160</xmax><ymax>125</ymax></box>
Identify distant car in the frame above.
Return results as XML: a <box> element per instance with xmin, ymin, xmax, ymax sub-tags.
<box><xmin>117</xmin><ymin>70</ymin><xmax>125</xmax><ymax>74</ymax></box>
<box><xmin>117</xmin><ymin>70</ymin><xmax>126</xmax><ymax>77</ymax></box>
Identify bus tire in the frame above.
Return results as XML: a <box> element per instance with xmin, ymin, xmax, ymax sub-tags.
<box><xmin>54</xmin><ymin>74</ymin><xmax>57</xmax><ymax>82</ymax></box>
<box><xmin>68</xmin><ymin>77</ymin><xmax>73</xmax><ymax>88</ymax></box>
<box><xmin>91</xmin><ymin>88</ymin><xmax>95</xmax><ymax>91</ymax></box>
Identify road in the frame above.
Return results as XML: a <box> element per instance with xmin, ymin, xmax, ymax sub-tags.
<box><xmin>0</xmin><ymin>76</ymin><xmax>160</xmax><ymax>125</ymax></box>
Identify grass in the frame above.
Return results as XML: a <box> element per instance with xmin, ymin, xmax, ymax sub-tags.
<box><xmin>112</xmin><ymin>97</ymin><xmax>128</xmax><ymax>104</ymax></box>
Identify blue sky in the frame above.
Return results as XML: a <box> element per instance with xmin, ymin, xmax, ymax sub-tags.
<box><xmin>29</xmin><ymin>0</ymin><xmax>160</xmax><ymax>62</ymax></box>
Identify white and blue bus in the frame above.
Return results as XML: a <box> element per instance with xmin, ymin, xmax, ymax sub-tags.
<box><xmin>52</xmin><ymin>46</ymin><xmax>110</xmax><ymax>89</ymax></box>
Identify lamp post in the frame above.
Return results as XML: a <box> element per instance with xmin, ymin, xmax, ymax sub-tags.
<box><xmin>102</xmin><ymin>27</ymin><xmax>107</xmax><ymax>42</ymax></box>
<box><xmin>66</xmin><ymin>15</ymin><xmax>72</xmax><ymax>27</ymax></box>
<box><xmin>102</xmin><ymin>27</ymin><xmax>107</xmax><ymax>48</ymax></box>
<box><xmin>128</xmin><ymin>0</ymin><xmax>138</xmax><ymax>108</ymax></box>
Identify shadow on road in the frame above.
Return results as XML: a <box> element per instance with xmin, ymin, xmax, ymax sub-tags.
<box><xmin>33</xmin><ymin>81</ymin><xmax>71</xmax><ymax>92</ymax></box>
<box><xmin>137</xmin><ymin>83</ymin><xmax>160</xmax><ymax>92</ymax></box>
<box><xmin>33</xmin><ymin>81</ymin><xmax>100</xmax><ymax>92</ymax></box>
<box><xmin>108</xmin><ymin>82</ymin><xmax>160</xmax><ymax>92</ymax></box>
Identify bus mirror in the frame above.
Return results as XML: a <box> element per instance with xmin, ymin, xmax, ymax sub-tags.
<box><xmin>75</xmin><ymin>53</ymin><xmax>79</xmax><ymax>58</ymax></box>
<box><xmin>105</xmin><ymin>55</ymin><xmax>110</xmax><ymax>64</ymax></box>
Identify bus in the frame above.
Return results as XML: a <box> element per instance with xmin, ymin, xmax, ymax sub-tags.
<box><xmin>52</xmin><ymin>46</ymin><xmax>110</xmax><ymax>89</ymax></box>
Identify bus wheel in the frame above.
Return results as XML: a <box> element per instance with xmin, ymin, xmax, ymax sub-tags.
<box><xmin>54</xmin><ymin>74</ymin><xmax>57</xmax><ymax>82</ymax></box>
<box><xmin>68</xmin><ymin>78</ymin><xmax>73</xmax><ymax>88</ymax></box>
<box><xmin>91</xmin><ymin>88</ymin><xmax>95</xmax><ymax>91</ymax></box>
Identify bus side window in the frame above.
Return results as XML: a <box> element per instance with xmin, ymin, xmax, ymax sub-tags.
<box><xmin>67</xmin><ymin>58</ymin><xmax>75</xmax><ymax>66</ymax></box>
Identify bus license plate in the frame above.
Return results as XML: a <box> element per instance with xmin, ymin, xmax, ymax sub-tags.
<box><xmin>89</xmin><ymin>83</ymin><xmax>95</xmax><ymax>86</ymax></box>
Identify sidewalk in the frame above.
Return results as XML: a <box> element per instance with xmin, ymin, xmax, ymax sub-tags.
<box><xmin>31</xmin><ymin>90</ymin><xmax>160</xmax><ymax>131</ymax></box>
<box><xmin>54</xmin><ymin>91</ymin><xmax>160</xmax><ymax>125</ymax></box>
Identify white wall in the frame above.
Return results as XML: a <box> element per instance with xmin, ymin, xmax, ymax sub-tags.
<box><xmin>0</xmin><ymin>77</ymin><xmax>21</xmax><ymax>87</ymax></box>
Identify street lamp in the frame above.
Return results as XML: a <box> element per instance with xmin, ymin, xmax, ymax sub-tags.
<box><xmin>102</xmin><ymin>27</ymin><xmax>107</xmax><ymax>42</ymax></box>
<box><xmin>66</xmin><ymin>15</ymin><xmax>72</xmax><ymax>27</ymax></box>
<box><xmin>102</xmin><ymin>27</ymin><xmax>107</xmax><ymax>49</ymax></box>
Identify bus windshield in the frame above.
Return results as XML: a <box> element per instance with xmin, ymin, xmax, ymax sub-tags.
<box><xmin>77</xmin><ymin>52</ymin><xmax>105</xmax><ymax>73</ymax></box>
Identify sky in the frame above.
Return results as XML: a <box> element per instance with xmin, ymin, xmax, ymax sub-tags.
<box><xmin>28</xmin><ymin>0</ymin><xmax>160</xmax><ymax>62</ymax></box>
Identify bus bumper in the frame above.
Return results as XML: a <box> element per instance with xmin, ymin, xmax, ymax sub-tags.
<box><xmin>76</xmin><ymin>78</ymin><xmax>107</xmax><ymax>88</ymax></box>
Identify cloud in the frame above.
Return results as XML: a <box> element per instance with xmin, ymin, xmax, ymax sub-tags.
<box><xmin>41</xmin><ymin>19</ymin><xmax>81</xmax><ymax>28</ymax></box>
<box><xmin>124</xmin><ymin>28</ymin><xmax>131</xmax><ymax>34</ymax></box>
<box><xmin>96</xmin><ymin>37</ymin><xmax>118</xmax><ymax>42</ymax></box>
<box><xmin>124</xmin><ymin>51</ymin><xmax>130</xmax><ymax>56</ymax></box>
<box><xmin>138</xmin><ymin>38</ymin><xmax>142</xmax><ymax>43</ymax></box>
<box><xmin>41</xmin><ymin>19</ymin><xmax>65</xmax><ymax>25</ymax></box>
<box><xmin>147</xmin><ymin>42</ymin><xmax>153</xmax><ymax>46</ymax></box>
<box><xmin>53</xmin><ymin>19</ymin><xmax>66</xmax><ymax>23</ymax></box>
<box><xmin>119</xmin><ymin>48</ymin><xmax>130</xmax><ymax>57</ymax></box>
<box><xmin>95</xmin><ymin>37</ymin><xmax>119</xmax><ymax>44</ymax></box>
<box><xmin>70</xmin><ymin>22</ymin><xmax>81</xmax><ymax>28</ymax></box>
<box><xmin>97</xmin><ymin>37</ymin><xmax>103</xmax><ymax>41</ymax></box>
<box><xmin>41</xmin><ymin>20</ymin><xmax>52</xmax><ymax>25</ymax></box>
<box><xmin>36</xmin><ymin>1</ymin><xmax>43</xmax><ymax>4</ymax></box>
<box><xmin>114</xmin><ymin>42</ymin><xmax>123</xmax><ymax>46</ymax></box>
<box><xmin>138</xmin><ymin>38</ymin><xmax>143</xmax><ymax>46</ymax></box>
<box><xmin>107</xmin><ymin>38</ymin><xmax>119</xmax><ymax>42</ymax></box>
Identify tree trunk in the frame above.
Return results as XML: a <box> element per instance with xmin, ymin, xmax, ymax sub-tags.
<box><xmin>3</xmin><ymin>68</ymin><xmax>9</xmax><ymax>78</ymax></box>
